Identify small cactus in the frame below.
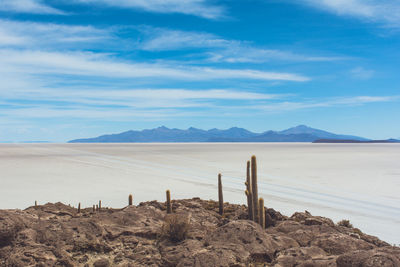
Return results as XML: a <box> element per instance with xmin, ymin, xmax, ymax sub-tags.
<box><xmin>129</xmin><ymin>194</ymin><xmax>133</xmax><ymax>206</ymax></box>
<box><xmin>166</xmin><ymin>190</ymin><xmax>172</xmax><ymax>214</ymax></box>
<box><xmin>78</xmin><ymin>203</ymin><xmax>81</xmax><ymax>213</ymax></box>
<box><xmin>258</xmin><ymin>198</ymin><xmax>265</xmax><ymax>229</ymax></box>
<box><xmin>218</xmin><ymin>173</ymin><xmax>224</xmax><ymax>215</ymax></box>
<box><xmin>251</xmin><ymin>155</ymin><xmax>259</xmax><ymax>223</ymax></box>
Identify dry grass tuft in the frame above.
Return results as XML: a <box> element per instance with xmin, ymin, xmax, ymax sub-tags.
<box><xmin>337</xmin><ymin>219</ymin><xmax>353</xmax><ymax>228</ymax></box>
<box><xmin>161</xmin><ymin>214</ymin><xmax>191</xmax><ymax>242</ymax></box>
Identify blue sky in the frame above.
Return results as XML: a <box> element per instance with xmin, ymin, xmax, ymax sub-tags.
<box><xmin>0</xmin><ymin>0</ymin><xmax>399</xmax><ymax>141</ymax></box>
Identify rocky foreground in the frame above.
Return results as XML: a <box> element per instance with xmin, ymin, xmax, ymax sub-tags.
<box><xmin>1</xmin><ymin>198</ymin><xmax>399</xmax><ymax>267</ymax></box>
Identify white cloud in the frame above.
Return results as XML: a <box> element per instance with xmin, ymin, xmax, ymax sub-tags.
<box><xmin>350</xmin><ymin>67</ymin><xmax>375</xmax><ymax>80</ymax></box>
<box><xmin>1</xmin><ymin>92</ymin><xmax>397</xmax><ymax>120</ymax></box>
<box><xmin>0</xmin><ymin>20</ymin><xmax>110</xmax><ymax>48</ymax></box>
<box><xmin>0</xmin><ymin>49</ymin><xmax>310</xmax><ymax>81</ymax></box>
<box><xmin>74</xmin><ymin>0</ymin><xmax>224</xmax><ymax>19</ymax></box>
<box><xmin>1</xmin><ymin>86</ymin><xmax>281</xmax><ymax>109</ymax></box>
<box><xmin>0</xmin><ymin>28</ymin><xmax>25</xmax><ymax>46</ymax></box>
<box><xmin>256</xmin><ymin>95</ymin><xmax>399</xmax><ymax>112</ymax></box>
<box><xmin>140</xmin><ymin>28</ymin><xmax>344</xmax><ymax>63</ymax></box>
<box><xmin>140</xmin><ymin>28</ymin><xmax>229</xmax><ymax>51</ymax></box>
<box><xmin>300</xmin><ymin>0</ymin><xmax>400</xmax><ymax>27</ymax></box>
<box><xmin>0</xmin><ymin>0</ymin><xmax>64</xmax><ymax>15</ymax></box>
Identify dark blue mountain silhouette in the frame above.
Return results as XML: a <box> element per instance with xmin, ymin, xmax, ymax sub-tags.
<box><xmin>69</xmin><ymin>125</ymin><xmax>370</xmax><ymax>143</ymax></box>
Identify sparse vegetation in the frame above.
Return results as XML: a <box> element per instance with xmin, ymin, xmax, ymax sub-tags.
<box><xmin>161</xmin><ymin>214</ymin><xmax>191</xmax><ymax>242</ymax></box>
<box><xmin>337</xmin><ymin>219</ymin><xmax>353</xmax><ymax>228</ymax></box>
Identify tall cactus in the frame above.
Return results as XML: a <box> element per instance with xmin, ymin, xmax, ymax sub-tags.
<box><xmin>246</xmin><ymin>160</ymin><xmax>251</xmax><ymax>190</ymax></box>
<box><xmin>35</xmin><ymin>201</ymin><xmax>37</xmax><ymax>207</ymax></box>
<box><xmin>129</xmin><ymin>194</ymin><xmax>133</xmax><ymax>206</ymax></box>
<box><xmin>166</xmin><ymin>190</ymin><xmax>172</xmax><ymax>214</ymax></box>
<box><xmin>93</xmin><ymin>205</ymin><xmax>95</xmax><ymax>212</ymax></box>
<box><xmin>259</xmin><ymin>198</ymin><xmax>265</xmax><ymax>229</ymax></box>
<box><xmin>218</xmin><ymin>173</ymin><xmax>224</xmax><ymax>215</ymax></box>
<box><xmin>78</xmin><ymin>202</ymin><xmax>81</xmax><ymax>213</ymax></box>
<box><xmin>245</xmin><ymin>190</ymin><xmax>254</xmax><ymax>220</ymax></box>
<box><xmin>245</xmin><ymin>161</ymin><xmax>254</xmax><ymax>220</ymax></box>
<box><xmin>99</xmin><ymin>200</ymin><xmax>102</xmax><ymax>211</ymax></box>
<box><xmin>251</xmin><ymin>155</ymin><xmax>259</xmax><ymax>222</ymax></box>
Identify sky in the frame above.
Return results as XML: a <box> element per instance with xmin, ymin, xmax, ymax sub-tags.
<box><xmin>0</xmin><ymin>0</ymin><xmax>399</xmax><ymax>142</ymax></box>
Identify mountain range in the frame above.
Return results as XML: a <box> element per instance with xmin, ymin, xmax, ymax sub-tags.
<box><xmin>69</xmin><ymin>125</ymin><xmax>379</xmax><ymax>143</ymax></box>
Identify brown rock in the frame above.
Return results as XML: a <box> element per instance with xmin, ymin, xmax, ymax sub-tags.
<box><xmin>336</xmin><ymin>247</ymin><xmax>400</xmax><ymax>267</ymax></box>
<box><xmin>311</xmin><ymin>233</ymin><xmax>375</xmax><ymax>255</ymax></box>
<box><xmin>93</xmin><ymin>258</ymin><xmax>110</xmax><ymax>267</ymax></box>
<box><xmin>0</xmin><ymin>198</ymin><xmax>397</xmax><ymax>267</ymax></box>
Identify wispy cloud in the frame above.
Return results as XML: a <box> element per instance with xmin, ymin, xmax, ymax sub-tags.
<box><xmin>350</xmin><ymin>67</ymin><xmax>375</xmax><ymax>80</ymax></box>
<box><xmin>0</xmin><ymin>0</ymin><xmax>64</xmax><ymax>15</ymax></box>
<box><xmin>140</xmin><ymin>28</ymin><xmax>344</xmax><ymax>63</ymax></box>
<box><xmin>0</xmin><ymin>49</ymin><xmax>310</xmax><ymax>81</ymax></box>
<box><xmin>0</xmin><ymin>20</ymin><xmax>310</xmax><ymax>82</ymax></box>
<box><xmin>299</xmin><ymin>0</ymin><xmax>400</xmax><ymax>27</ymax></box>
<box><xmin>0</xmin><ymin>20</ymin><xmax>110</xmax><ymax>48</ymax></box>
<box><xmin>2</xmin><ymin>87</ymin><xmax>281</xmax><ymax>109</ymax></box>
<box><xmin>1</xmin><ymin>92</ymin><xmax>397</xmax><ymax>120</ymax></box>
<box><xmin>256</xmin><ymin>95</ymin><xmax>399</xmax><ymax>112</ymax></box>
<box><xmin>73</xmin><ymin>0</ymin><xmax>225</xmax><ymax>19</ymax></box>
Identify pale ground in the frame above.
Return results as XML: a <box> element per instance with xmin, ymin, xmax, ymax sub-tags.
<box><xmin>0</xmin><ymin>143</ymin><xmax>399</xmax><ymax>244</ymax></box>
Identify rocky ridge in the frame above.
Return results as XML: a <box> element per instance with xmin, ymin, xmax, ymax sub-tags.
<box><xmin>0</xmin><ymin>198</ymin><xmax>399</xmax><ymax>267</ymax></box>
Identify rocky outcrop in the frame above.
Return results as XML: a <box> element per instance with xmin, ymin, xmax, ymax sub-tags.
<box><xmin>0</xmin><ymin>198</ymin><xmax>398</xmax><ymax>267</ymax></box>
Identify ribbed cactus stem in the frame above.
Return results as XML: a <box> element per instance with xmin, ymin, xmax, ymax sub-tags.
<box><xmin>246</xmin><ymin>160</ymin><xmax>251</xmax><ymax>191</ymax></box>
<box><xmin>259</xmin><ymin>198</ymin><xmax>265</xmax><ymax>229</ymax></box>
<box><xmin>251</xmin><ymin>155</ymin><xmax>259</xmax><ymax>222</ymax></box>
<box><xmin>129</xmin><ymin>194</ymin><xmax>133</xmax><ymax>206</ymax></box>
<box><xmin>218</xmin><ymin>173</ymin><xmax>224</xmax><ymax>215</ymax></box>
<box><xmin>78</xmin><ymin>203</ymin><xmax>81</xmax><ymax>213</ymax></box>
<box><xmin>166</xmin><ymin>190</ymin><xmax>172</xmax><ymax>214</ymax></box>
<box><xmin>245</xmin><ymin>190</ymin><xmax>254</xmax><ymax>221</ymax></box>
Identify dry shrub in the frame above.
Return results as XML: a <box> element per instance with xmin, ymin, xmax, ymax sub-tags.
<box><xmin>337</xmin><ymin>219</ymin><xmax>353</xmax><ymax>228</ymax></box>
<box><xmin>161</xmin><ymin>214</ymin><xmax>190</xmax><ymax>242</ymax></box>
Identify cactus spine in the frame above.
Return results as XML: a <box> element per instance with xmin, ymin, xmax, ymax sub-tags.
<box><xmin>251</xmin><ymin>155</ymin><xmax>259</xmax><ymax>222</ymax></box>
<box><xmin>129</xmin><ymin>194</ymin><xmax>133</xmax><ymax>206</ymax></box>
<box><xmin>166</xmin><ymin>190</ymin><xmax>172</xmax><ymax>214</ymax></box>
<box><xmin>259</xmin><ymin>198</ymin><xmax>265</xmax><ymax>229</ymax></box>
<box><xmin>78</xmin><ymin>202</ymin><xmax>81</xmax><ymax>213</ymax></box>
<box><xmin>218</xmin><ymin>173</ymin><xmax>224</xmax><ymax>215</ymax></box>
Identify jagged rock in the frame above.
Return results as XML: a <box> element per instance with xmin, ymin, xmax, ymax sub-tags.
<box><xmin>336</xmin><ymin>247</ymin><xmax>400</xmax><ymax>267</ymax></box>
<box><xmin>93</xmin><ymin>258</ymin><xmax>110</xmax><ymax>267</ymax></box>
<box><xmin>0</xmin><ymin>198</ymin><xmax>398</xmax><ymax>267</ymax></box>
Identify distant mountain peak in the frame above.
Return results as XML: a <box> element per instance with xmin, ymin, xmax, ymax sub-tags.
<box><xmin>188</xmin><ymin>127</ymin><xmax>201</xmax><ymax>131</ymax></box>
<box><xmin>69</xmin><ymin>125</ymin><xmax>369</xmax><ymax>143</ymax></box>
<box><xmin>293</xmin><ymin>124</ymin><xmax>311</xmax><ymax>129</ymax></box>
<box><xmin>157</xmin><ymin>126</ymin><xmax>169</xmax><ymax>130</ymax></box>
